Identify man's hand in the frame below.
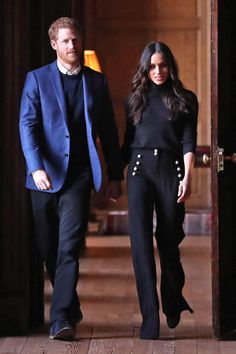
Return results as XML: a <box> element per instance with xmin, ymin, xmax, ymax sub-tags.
<box><xmin>32</xmin><ymin>169</ymin><xmax>53</xmax><ymax>190</ymax></box>
<box><xmin>106</xmin><ymin>181</ymin><xmax>122</xmax><ymax>202</ymax></box>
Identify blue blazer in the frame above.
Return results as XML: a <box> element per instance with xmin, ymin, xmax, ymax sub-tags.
<box><xmin>19</xmin><ymin>61</ymin><xmax>123</xmax><ymax>192</ymax></box>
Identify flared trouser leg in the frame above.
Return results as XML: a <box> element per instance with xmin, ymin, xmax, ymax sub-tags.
<box><xmin>127</xmin><ymin>167</ymin><xmax>160</xmax><ymax>339</ymax></box>
<box><xmin>153</xmin><ymin>155</ymin><xmax>193</xmax><ymax>318</ymax></box>
<box><xmin>154</xmin><ymin>199</ymin><xmax>193</xmax><ymax>317</ymax></box>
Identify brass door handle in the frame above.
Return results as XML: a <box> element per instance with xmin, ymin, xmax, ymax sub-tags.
<box><xmin>203</xmin><ymin>154</ymin><xmax>211</xmax><ymax>165</ymax></box>
<box><xmin>203</xmin><ymin>147</ymin><xmax>224</xmax><ymax>172</ymax></box>
<box><xmin>203</xmin><ymin>149</ymin><xmax>236</xmax><ymax>172</ymax></box>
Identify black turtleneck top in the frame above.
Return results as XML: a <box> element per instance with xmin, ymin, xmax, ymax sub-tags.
<box><xmin>121</xmin><ymin>81</ymin><xmax>198</xmax><ymax>165</ymax></box>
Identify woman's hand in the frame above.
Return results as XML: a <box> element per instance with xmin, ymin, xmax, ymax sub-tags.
<box><xmin>106</xmin><ymin>181</ymin><xmax>122</xmax><ymax>202</ymax></box>
<box><xmin>177</xmin><ymin>152</ymin><xmax>195</xmax><ymax>203</ymax></box>
<box><xmin>177</xmin><ymin>175</ymin><xmax>191</xmax><ymax>203</ymax></box>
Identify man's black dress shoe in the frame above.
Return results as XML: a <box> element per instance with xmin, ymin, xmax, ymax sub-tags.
<box><xmin>49</xmin><ymin>320</ymin><xmax>75</xmax><ymax>340</ymax></box>
<box><xmin>166</xmin><ymin>313</ymin><xmax>181</xmax><ymax>329</ymax></box>
<box><xmin>69</xmin><ymin>312</ymin><xmax>83</xmax><ymax>329</ymax></box>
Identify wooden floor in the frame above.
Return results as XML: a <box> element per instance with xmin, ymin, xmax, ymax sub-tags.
<box><xmin>1</xmin><ymin>236</ymin><xmax>236</xmax><ymax>353</ymax></box>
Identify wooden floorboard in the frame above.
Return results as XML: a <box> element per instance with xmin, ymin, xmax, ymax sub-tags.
<box><xmin>0</xmin><ymin>235</ymin><xmax>235</xmax><ymax>353</ymax></box>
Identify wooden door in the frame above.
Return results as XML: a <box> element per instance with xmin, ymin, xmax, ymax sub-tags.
<box><xmin>211</xmin><ymin>0</ymin><xmax>236</xmax><ymax>338</ymax></box>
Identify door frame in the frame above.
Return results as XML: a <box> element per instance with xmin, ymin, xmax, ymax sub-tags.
<box><xmin>211</xmin><ymin>0</ymin><xmax>236</xmax><ymax>338</ymax></box>
<box><xmin>211</xmin><ymin>0</ymin><xmax>220</xmax><ymax>338</ymax></box>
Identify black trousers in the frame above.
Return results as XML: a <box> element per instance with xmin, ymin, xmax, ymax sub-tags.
<box><xmin>30</xmin><ymin>168</ymin><xmax>92</xmax><ymax>323</ymax></box>
<box><xmin>127</xmin><ymin>148</ymin><xmax>193</xmax><ymax>337</ymax></box>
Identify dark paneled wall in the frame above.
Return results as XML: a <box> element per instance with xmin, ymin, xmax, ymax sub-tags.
<box><xmin>0</xmin><ymin>0</ymin><xmax>31</xmax><ymax>335</ymax></box>
<box><xmin>29</xmin><ymin>0</ymin><xmax>84</xmax><ymax>69</ymax></box>
<box><xmin>0</xmin><ymin>0</ymin><xmax>84</xmax><ymax>335</ymax></box>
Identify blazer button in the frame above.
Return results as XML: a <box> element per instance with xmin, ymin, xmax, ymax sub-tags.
<box><xmin>65</xmin><ymin>135</ymin><xmax>69</xmax><ymax>138</ymax></box>
<box><xmin>64</xmin><ymin>153</ymin><xmax>69</xmax><ymax>157</ymax></box>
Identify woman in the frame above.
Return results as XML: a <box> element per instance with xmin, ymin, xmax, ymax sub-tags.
<box><xmin>121</xmin><ymin>42</ymin><xmax>198</xmax><ymax>340</ymax></box>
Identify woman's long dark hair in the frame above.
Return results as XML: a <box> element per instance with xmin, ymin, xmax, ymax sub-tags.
<box><xmin>128</xmin><ymin>42</ymin><xmax>195</xmax><ymax>124</ymax></box>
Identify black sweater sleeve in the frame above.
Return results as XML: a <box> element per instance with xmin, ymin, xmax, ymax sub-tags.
<box><xmin>120</xmin><ymin>102</ymin><xmax>135</xmax><ymax>167</ymax></box>
<box><xmin>181</xmin><ymin>91</ymin><xmax>198</xmax><ymax>155</ymax></box>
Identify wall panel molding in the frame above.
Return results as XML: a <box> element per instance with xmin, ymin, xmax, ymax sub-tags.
<box><xmin>97</xmin><ymin>17</ymin><xmax>200</xmax><ymax>31</ymax></box>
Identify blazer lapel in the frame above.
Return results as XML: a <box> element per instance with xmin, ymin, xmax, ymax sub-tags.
<box><xmin>82</xmin><ymin>70</ymin><xmax>102</xmax><ymax>191</ymax></box>
<box><xmin>82</xmin><ymin>70</ymin><xmax>93</xmax><ymax>122</ymax></box>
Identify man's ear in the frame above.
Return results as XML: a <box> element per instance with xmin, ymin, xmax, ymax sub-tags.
<box><xmin>50</xmin><ymin>40</ymin><xmax>57</xmax><ymax>50</ymax></box>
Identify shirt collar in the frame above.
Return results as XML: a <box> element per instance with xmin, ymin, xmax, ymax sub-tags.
<box><xmin>57</xmin><ymin>60</ymin><xmax>81</xmax><ymax>75</ymax></box>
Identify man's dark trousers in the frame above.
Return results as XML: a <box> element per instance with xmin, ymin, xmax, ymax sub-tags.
<box><xmin>30</xmin><ymin>167</ymin><xmax>91</xmax><ymax>323</ymax></box>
